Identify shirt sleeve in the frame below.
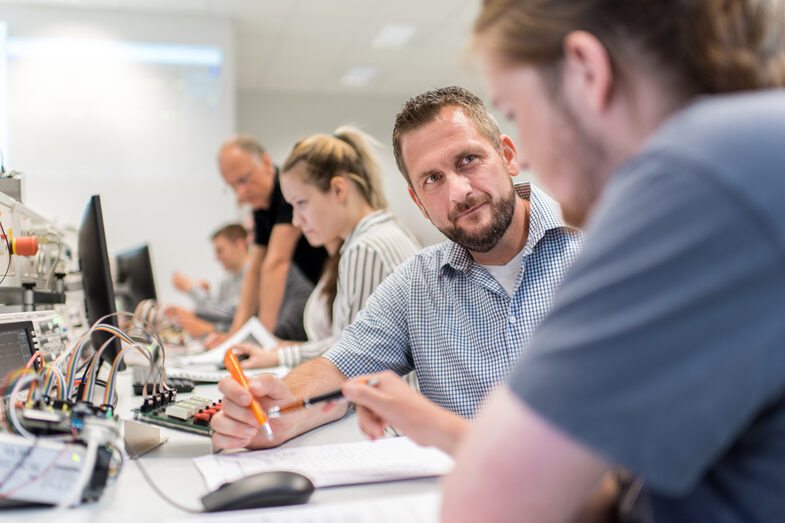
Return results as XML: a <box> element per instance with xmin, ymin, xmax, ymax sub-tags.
<box><xmin>323</xmin><ymin>259</ymin><xmax>414</xmax><ymax>379</ymax></box>
<box><xmin>333</xmin><ymin>242</ymin><xmax>391</xmax><ymax>335</ymax></box>
<box><xmin>510</xmin><ymin>158</ymin><xmax>785</xmax><ymax>495</ymax></box>
<box><xmin>189</xmin><ymin>287</ymin><xmax>235</xmax><ymax>324</ymax></box>
<box><xmin>277</xmin><ymin>336</ymin><xmax>334</xmax><ymax>367</ymax></box>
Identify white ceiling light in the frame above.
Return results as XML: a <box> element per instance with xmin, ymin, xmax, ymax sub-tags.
<box><xmin>341</xmin><ymin>66</ymin><xmax>377</xmax><ymax>87</ymax></box>
<box><xmin>372</xmin><ymin>24</ymin><xmax>417</xmax><ymax>48</ymax></box>
<box><xmin>7</xmin><ymin>37</ymin><xmax>222</xmax><ymax>66</ymax></box>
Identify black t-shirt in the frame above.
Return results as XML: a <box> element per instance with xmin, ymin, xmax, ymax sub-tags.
<box><xmin>253</xmin><ymin>169</ymin><xmax>327</xmax><ymax>284</ymax></box>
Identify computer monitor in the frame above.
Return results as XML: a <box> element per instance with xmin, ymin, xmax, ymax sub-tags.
<box><xmin>0</xmin><ymin>321</ymin><xmax>36</xmax><ymax>385</ymax></box>
<box><xmin>115</xmin><ymin>244</ymin><xmax>157</xmax><ymax>313</ymax></box>
<box><xmin>78</xmin><ymin>195</ymin><xmax>124</xmax><ymax>371</ymax></box>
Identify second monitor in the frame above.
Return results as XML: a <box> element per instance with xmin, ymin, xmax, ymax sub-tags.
<box><xmin>115</xmin><ymin>244</ymin><xmax>157</xmax><ymax>313</ymax></box>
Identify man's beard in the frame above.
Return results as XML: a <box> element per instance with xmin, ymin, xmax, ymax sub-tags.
<box><xmin>440</xmin><ymin>185</ymin><xmax>517</xmax><ymax>253</ymax></box>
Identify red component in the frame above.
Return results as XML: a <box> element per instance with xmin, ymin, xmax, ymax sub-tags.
<box><xmin>12</xmin><ymin>236</ymin><xmax>38</xmax><ymax>256</ymax></box>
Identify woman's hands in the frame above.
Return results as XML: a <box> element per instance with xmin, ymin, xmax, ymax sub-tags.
<box><xmin>231</xmin><ymin>342</ymin><xmax>280</xmax><ymax>369</ymax></box>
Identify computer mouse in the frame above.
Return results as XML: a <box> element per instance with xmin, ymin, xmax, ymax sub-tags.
<box><xmin>201</xmin><ymin>470</ymin><xmax>315</xmax><ymax>512</ymax></box>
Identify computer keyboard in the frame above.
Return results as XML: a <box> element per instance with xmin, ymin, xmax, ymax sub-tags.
<box><xmin>165</xmin><ymin>365</ymin><xmax>289</xmax><ymax>383</ymax></box>
<box><xmin>132</xmin><ymin>366</ymin><xmax>195</xmax><ymax>395</ymax></box>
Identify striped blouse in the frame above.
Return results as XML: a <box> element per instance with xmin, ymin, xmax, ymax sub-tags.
<box><xmin>277</xmin><ymin>210</ymin><xmax>421</xmax><ymax>366</ymax></box>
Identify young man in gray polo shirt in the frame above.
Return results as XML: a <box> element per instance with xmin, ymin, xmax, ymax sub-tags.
<box><xmin>440</xmin><ymin>1</ymin><xmax>785</xmax><ymax>522</ymax></box>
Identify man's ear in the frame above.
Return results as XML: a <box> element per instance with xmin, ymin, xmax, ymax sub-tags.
<box><xmin>260</xmin><ymin>152</ymin><xmax>274</xmax><ymax>173</ymax></box>
<box><xmin>562</xmin><ymin>31</ymin><xmax>614</xmax><ymax>113</ymax></box>
<box><xmin>408</xmin><ymin>186</ymin><xmax>430</xmax><ymax>220</ymax></box>
<box><xmin>499</xmin><ymin>135</ymin><xmax>520</xmax><ymax>178</ymax></box>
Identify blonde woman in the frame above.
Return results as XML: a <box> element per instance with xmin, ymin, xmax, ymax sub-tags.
<box><xmin>233</xmin><ymin>126</ymin><xmax>420</xmax><ymax>368</ymax></box>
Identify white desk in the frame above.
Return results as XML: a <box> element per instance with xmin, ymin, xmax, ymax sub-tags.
<box><xmin>3</xmin><ymin>372</ymin><xmax>441</xmax><ymax>523</ymax></box>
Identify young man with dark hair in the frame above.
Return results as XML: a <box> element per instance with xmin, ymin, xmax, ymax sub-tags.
<box><xmin>168</xmin><ymin>223</ymin><xmax>250</xmax><ymax>337</ymax></box>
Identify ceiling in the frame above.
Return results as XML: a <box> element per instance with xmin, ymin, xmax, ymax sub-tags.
<box><xmin>1</xmin><ymin>0</ymin><xmax>486</xmax><ymax>97</ymax></box>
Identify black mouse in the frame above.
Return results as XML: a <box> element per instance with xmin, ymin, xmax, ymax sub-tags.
<box><xmin>201</xmin><ymin>470</ymin><xmax>314</xmax><ymax>512</ymax></box>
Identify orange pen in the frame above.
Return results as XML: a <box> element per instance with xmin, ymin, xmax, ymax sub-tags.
<box><xmin>224</xmin><ymin>349</ymin><xmax>274</xmax><ymax>441</ymax></box>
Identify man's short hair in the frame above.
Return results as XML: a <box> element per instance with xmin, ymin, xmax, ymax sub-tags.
<box><xmin>211</xmin><ymin>223</ymin><xmax>247</xmax><ymax>244</ymax></box>
<box><xmin>219</xmin><ymin>134</ymin><xmax>267</xmax><ymax>161</ymax></box>
<box><xmin>392</xmin><ymin>86</ymin><xmax>502</xmax><ymax>185</ymax></box>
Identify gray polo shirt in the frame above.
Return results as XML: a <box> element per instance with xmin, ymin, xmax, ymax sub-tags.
<box><xmin>510</xmin><ymin>90</ymin><xmax>785</xmax><ymax>522</ymax></box>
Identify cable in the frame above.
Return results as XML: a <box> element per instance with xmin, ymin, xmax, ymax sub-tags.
<box><xmin>0</xmin><ymin>217</ymin><xmax>12</xmax><ymax>286</ymax></box>
<box><xmin>8</xmin><ymin>373</ymin><xmax>43</xmax><ymax>439</ymax></box>
<box><xmin>132</xmin><ymin>457</ymin><xmax>202</xmax><ymax>513</ymax></box>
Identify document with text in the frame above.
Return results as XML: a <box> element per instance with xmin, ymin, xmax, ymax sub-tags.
<box><xmin>194</xmin><ymin>437</ymin><xmax>454</xmax><ymax>490</ymax></box>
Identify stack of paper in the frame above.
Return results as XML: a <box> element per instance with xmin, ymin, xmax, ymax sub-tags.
<box><xmin>194</xmin><ymin>437</ymin><xmax>454</xmax><ymax>490</ymax></box>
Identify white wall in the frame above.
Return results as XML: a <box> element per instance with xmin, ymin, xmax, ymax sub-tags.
<box><xmin>0</xmin><ymin>5</ymin><xmax>238</xmax><ymax>305</ymax></box>
<box><xmin>238</xmin><ymin>89</ymin><xmax>537</xmax><ymax>248</ymax></box>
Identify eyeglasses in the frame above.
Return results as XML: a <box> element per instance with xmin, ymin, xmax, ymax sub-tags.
<box><xmin>229</xmin><ymin>170</ymin><xmax>253</xmax><ymax>189</ymax></box>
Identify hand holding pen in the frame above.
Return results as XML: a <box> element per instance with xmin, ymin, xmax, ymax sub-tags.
<box><xmin>223</xmin><ymin>350</ymin><xmax>274</xmax><ymax>441</ymax></box>
<box><xmin>211</xmin><ymin>354</ymin><xmax>353</xmax><ymax>450</ymax></box>
<box><xmin>341</xmin><ymin>371</ymin><xmax>469</xmax><ymax>455</ymax></box>
<box><xmin>266</xmin><ymin>378</ymin><xmax>379</xmax><ymax>418</ymax></box>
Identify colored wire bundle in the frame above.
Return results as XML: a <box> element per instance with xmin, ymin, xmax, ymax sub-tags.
<box><xmin>1</xmin><ymin>309</ymin><xmax>171</xmax><ymax>435</ymax></box>
<box><xmin>0</xmin><ymin>311</ymin><xmax>165</xmax><ymax>508</ymax></box>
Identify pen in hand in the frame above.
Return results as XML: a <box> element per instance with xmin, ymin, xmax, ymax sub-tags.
<box><xmin>223</xmin><ymin>349</ymin><xmax>274</xmax><ymax>441</ymax></box>
<box><xmin>266</xmin><ymin>378</ymin><xmax>379</xmax><ymax>418</ymax></box>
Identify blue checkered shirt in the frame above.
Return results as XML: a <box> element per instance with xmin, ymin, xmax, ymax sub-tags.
<box><xmin>323</xmin><ymin>183</ymin><xmax>583</xmax><ymax>418</ymax></box>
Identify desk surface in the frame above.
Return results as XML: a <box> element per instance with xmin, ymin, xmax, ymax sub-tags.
<box><xmin>4</xmin><ymin>371</ymin><xmax>441</xmax><ymax>523</ymax></box>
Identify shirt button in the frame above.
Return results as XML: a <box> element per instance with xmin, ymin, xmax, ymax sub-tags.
<box><xmin>508</xmin><ymin>316</ymin><xmax>517</xmax><ymax>324</ymax></box>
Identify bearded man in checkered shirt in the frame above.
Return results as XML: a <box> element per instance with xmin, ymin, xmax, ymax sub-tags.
<box><xmin>211</xmin><ymin>86</ymin><xmax>582</xmax><ymax>451</ymax></box>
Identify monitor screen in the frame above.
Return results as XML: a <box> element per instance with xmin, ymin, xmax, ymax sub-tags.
<box><xmin>0</xmin><ymin>321</ymin><xmax>35</xmax><ymax>385</ymax></box>
<box><xmin>77</xmin><ymin>195</ymin><xmax>124</xmax><ymax>371</ymax></box>
<box><xmin>115</xmin><ymin>244</ymin><xmax>157</xmax><ymax>312</ymax></box>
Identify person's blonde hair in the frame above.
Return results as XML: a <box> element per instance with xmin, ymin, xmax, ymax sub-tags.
<box><xmin>474</xmin><ymin>0</ymin><xmax>785</xmax><ymax>95</ymax></box>
<box><xmin>282</xmin><ymin>126</ymin><xmax>388</xmax><ymax>210</ymax></box>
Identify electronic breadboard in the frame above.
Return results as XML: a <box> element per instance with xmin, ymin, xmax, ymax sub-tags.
<box><xmin>0</xmin><ymin>433</ymin><xmax>113</xmax><ymax>507</ymax></box>
<box><xmin>133</xmin><ymin>395</ymin><xmax>220</xmax><ymax>436</ymax></box>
